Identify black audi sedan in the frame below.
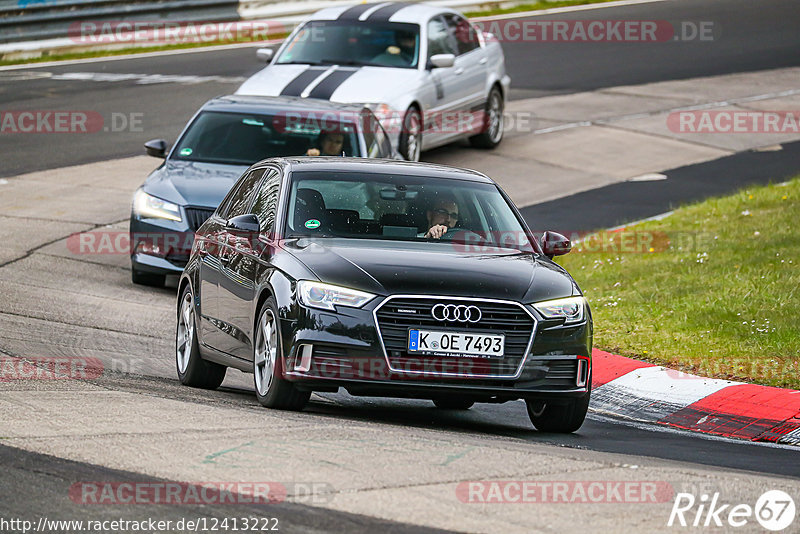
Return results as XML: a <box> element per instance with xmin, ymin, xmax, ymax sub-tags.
<box><xmin>176</xmin><ymin>158</ymin><xmax>592</xmax><ymax>432</ymax></box>
<box><xmin>130</xmin><ymin>95</ymin><xmax>396</xmax><ymax>286</ymax></box>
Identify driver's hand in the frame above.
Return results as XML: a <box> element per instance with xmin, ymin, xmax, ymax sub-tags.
<box><xmin>425</xmin><ymin>225</ymin><xmax>448</xmax><ymax>239</ymax></box>
<box><xmin>306</xmin><ymin>148</ymin><xmax>320</xmax><ymax>156</ymax></box>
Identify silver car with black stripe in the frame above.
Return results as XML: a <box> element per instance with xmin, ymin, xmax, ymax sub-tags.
<box><xmin>237</xmin><ymin>2</ymin><xmax>511</xmax><ymax>161</ymax></box>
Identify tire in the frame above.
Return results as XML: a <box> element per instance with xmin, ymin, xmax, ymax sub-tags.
<box><xmin>253</xmin><ymin>297</ymin><xmax>310</xmax><ymax>410</ymax></box>
<box><xmin>433</xmin><ymin>398</ymin><xmax>475</xmax><ymax>410</ymax></box>
<box><xmin>526</xmin><ymin>392</ymin><xmax>590</xmax><ymax>433</ymax></box>
<box><xmin>469</xmin><ymin>85</ymin><xmax>504</xmax><ymax>149</ymax></box>
<box><xmin>176</xmin><ymin>285</ymin><xmax>226</xmax><ymax>389</ymax></box>
<box><xmin>399</xmin><ymin>106</ymin><xmax>422</xmax><ymax>162</ymax></box>
<box><xmin>132</xmin><ymin>268</ymin><xmax>166</xmax><ymax>287</ymax></box>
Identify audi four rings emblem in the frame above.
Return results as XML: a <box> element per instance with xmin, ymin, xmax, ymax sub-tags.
<box><xmin>431</xmin><ymin>304</ymin><xmax>482</xmax><ymax>323</ymax></box>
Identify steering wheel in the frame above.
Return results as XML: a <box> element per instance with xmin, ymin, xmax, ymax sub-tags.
<box><xmin>440</xmin><ymin>227</ymin><xmax>486</xmax><ymax>244</ymax></box>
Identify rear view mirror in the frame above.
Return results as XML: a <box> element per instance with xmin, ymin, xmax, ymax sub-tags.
<box><xmin>429</xmin><ymin>54</ymin><xmax>455</xmax><ymax>69</ymax></box>
<box><xmin>379</xmin><ymin>189</ymin><xmax>419</xmax><ymax>201</ymax></box>
<box><xmin>144</xmin><ymin>139</ymin><xmax>168</xmax><ymax>158</ymax></box>
<box><xmin>256</xmin><ymin>48</ymin><xmax>274</xmax><ymax>63</ymax></box>
<box><xmin>541</xmin><ymin>231</ymin><xmax>572</xmax><ymax>259</ymax></box>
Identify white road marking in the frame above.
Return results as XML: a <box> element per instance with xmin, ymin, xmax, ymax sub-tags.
<box><xmin>628</xmin><ymin>172</ymin><xmax>667</xmax><ymax>182</ymax></box>
<box><xmin>0</xmin><ymin>71</ymin><xmax>246</xmax><ymax>85</ymax></box>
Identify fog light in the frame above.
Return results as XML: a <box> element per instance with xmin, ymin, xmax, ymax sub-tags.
<box><xmin>136</xmin><ymin>240</ymin><xmax>163</xmax><ymax>257</ymax></box>
<box><xmin>295</xmin><ymin>344</ymin><xmax>313</xmax><ymax>372</ymax></box>
<box><xmin>576</xmin><ymin>359</ymin><xmax>589</xmax><ymax>387</ymax></box>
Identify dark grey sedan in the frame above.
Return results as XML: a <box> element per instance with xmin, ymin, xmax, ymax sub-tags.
<box><xmin>130</xmin><ymin>95</ymin><xmax>396</xmax><ymax>286</ymax></box>
<box><xmin>176</xmin><ymin>158</ymin><xmax>591</xmax><ymax>432</ymax></box>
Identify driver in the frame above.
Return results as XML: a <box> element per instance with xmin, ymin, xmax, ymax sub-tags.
<box><xmin>422</xmin><ymin>197</ymin><xmax>460</xmax><ymax>239</ymax></box>
<box><xmin>372</xmin><ymin>30</ymin><xmax>417</xmax><ymax>67</ymax></box>
<box><xmin>306</xmin><ymin>131</ymin><xmax>345</xmax><ymax>156</ymax></box>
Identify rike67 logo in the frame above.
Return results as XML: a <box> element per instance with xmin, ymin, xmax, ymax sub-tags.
<box><xmin>668</xmin><ymin>490</ymin><xmax>796</xmax><ymax>531</ymax></box>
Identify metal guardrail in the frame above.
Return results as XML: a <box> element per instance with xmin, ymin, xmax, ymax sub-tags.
<box><xmin>1</xmin><ymin>0</ymin><xmax>241</xmax><ymax>43</ymax></box>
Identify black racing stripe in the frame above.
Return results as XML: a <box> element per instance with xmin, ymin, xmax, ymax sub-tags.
<box><xmin>367</xmin><ymin>2</ymin><xmax>409</xmax><ymax>21</ymax></box>
<box><xmin>337</xmin><ymin>3</ymin><xmax>379</xmax><ymax>20</ymax></box>
<box><xmin>279</xmin><ymin>68</ymin><xmax>327</xmax><ymax>96</ymax></box>
<box><xmin>306</xmin><ymin>69</ymin><xmax>359</xmax><ymax>100</ymax></box>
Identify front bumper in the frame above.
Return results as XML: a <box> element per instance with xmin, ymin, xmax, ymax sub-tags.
<box><xmin>279</xmin><ymin>296</ymin><xmax>591</xmax><ymax>401</ymax></box>
<box><xmin>129</xmin><ymin>214</ymin><xmax>202</xmax><ymax>275</ymax></box>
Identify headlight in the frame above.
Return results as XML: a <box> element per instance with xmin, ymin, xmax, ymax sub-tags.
<box><xmin>365</xmin><ymin>103</ymin><xmax>401</xmax><ymax>125</ymax></box>
<box><xmin>297</xmin><ymin>281</ymin><xmax>375</xmax><ymax>311</ymax></box>
<box><xmin>133</xmin><ymin>189</ymin><xmax>182</xmax><ymax>222</ymax></box>
<box><xmin>532</xmin><ymin>296</ymin><xmax>586</xmax><ymax>324</ymax></box>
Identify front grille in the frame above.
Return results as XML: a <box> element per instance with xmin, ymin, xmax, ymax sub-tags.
<box><xmin>374</xmin><ymin>297</ymin><xmax>535</xmax><ymax>377</ymax></box>
<box><xmin>310</xmin><ymin>346</ymin><xmax>351</xmax><ymax>376</ymax></box>
<box><xmin>184</xmin><ymin>207</ymin><xmax>215</xmax><ymax>231</ymax></box>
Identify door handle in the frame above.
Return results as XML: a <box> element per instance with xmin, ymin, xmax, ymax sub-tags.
<box><xmin>218</xmin><ymin>244</ymin><xmax>232</xmax><ymax>264</ymax></box>
<box><xmin>479</xmin><ymin>57</ymin><xmax>488</xmax><ymax>64</ymax></box>
<box><xmin>454</xmin><ymin>67</ymin><xmax>464</xmax><ymax>75</ymax></box>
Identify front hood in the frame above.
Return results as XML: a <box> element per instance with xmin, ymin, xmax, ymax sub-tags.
<box><xmin>236</xmin><ymin>64</ymin><xmax>423</xmax><ymax>105</ymax></box>
<box><xmin>142</xmin><ymin>160</ymin><xmax>249</xmax><ymax>208</ymax></box>
<box><xmin>284</xmin><ymin>238</ymin><xmax>577</xmax><ymax>302</ymax></box>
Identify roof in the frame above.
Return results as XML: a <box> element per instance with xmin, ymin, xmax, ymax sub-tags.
<box><xmin>202</xmin><ymin>95</ymin><xmax>368</xmax><ymax>115</ymax></box>
<box><xmin>261</xmin><ymin>157</ymin><xmax>495</xmax><ymax>184</ymax></box>
<box><xmin>308</xmin><ymin>2</ymin><xmax>457</xmax><ymax>24</ymax></box>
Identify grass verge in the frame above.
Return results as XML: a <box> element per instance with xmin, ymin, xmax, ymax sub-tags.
<box><xmin>557</xmin><ymin>177</ymin><xmax>800</xmax><ymax>389</ymax></box>
<box><xmin>1</xmin><ymin>0</ymin><xmax>617</xmax><ymax>67</ymax></box>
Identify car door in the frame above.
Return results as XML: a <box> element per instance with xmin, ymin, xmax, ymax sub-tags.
<box><xmin>444</xmin><ymin>13</ymin><xmax>489</xmax><ymax>137</ymax></box>
<box><xmin>197</xmin><ymin>177</ymin><xmax>245</xmax><ymax>347</ymax></box>
<box><xmin>424</xmin><ymin>15</ymin><xmax>463</xmax><ymax>148</ymax></box>
<box><xmin>197</xmin><ymin>213</ymin><xmax>225</xmax><ymax>345</ymax></box>
<box><xmin>216</xmin><ymin>167</ymin><xmax>282</xmax><ymax>360</ymax></box>
<box><xmin>203</xmin><ymin>168</ymin><xmax>265</xmax><ymax>354</ymax></box>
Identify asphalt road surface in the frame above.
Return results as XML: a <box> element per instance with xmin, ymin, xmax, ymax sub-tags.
<box><xmin>1</xmin><ymin>0</ymin><xmax>799</xmax><ymax>531</ymax></box>
<box><xmin>0</xmin><ymin>0</ymin><xmax>798</xmax><ymax>176</ymax></box>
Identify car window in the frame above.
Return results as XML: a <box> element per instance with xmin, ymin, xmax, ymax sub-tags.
<box><xmin>445</xmin><ymin>14</ymin><xmax>480</xmax><ymax>55</ymax></box>
<box><xmin>250</xmin><ymin>168</ymin><xmax>282</xmax><ymax>234</ymax></box>
<box><xmin>360</xmin><ymin>110</ymin><xmax>393</xmax><ymax>159</ymax></box>
<box><xmin>285</xmin><ymin>171</ymin><xmax>534</xmax><ymax>251</ymax></box>
<box><xmin>376</xmin><ymin>120</ymin><xmax>394</xmax><ymax>158</ymax></box>
<box><xmin>172</xmin><ymin>111</ymin><xmax>362</xmax><ymax>165</ymax></box>
<box><xmin>218</xmin><ymin>168</ymin><xmax>265</xmax><ymax>219</ymax></box>
<box><xmin>277</xmin><ymin>21</ymin><xmax>420</xmax><ymax>69</ymax></box>
<box><xmin>427</xmin><ymin>16</ymin><xmax>458</xmax><ymax>58</ymax></box>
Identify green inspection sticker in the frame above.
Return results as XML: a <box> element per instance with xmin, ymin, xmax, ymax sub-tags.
<box><xmin>179</xmin><ymin>148</ymin><xmax>192</xmax><ymax>156</ymax></box>
<box><xmin>304</xmin><ymin>219</ymin><xmax>321</xmax><ymax>229</ymax></box>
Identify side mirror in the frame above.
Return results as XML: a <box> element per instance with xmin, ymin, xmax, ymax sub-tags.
<box><xmin>144</xmin><ymin>139</ymin><xmax>167</xmax><ymax>158</ymax></box>
<box><xmin>541</xmin><ymin>231</ymin><xmax>571</xmax><ymax>259</ymax></box>
<box><xmin>256</xmin><ymin>48</ymin><xmax>274</xmax><ymax>63</ymax></box>
<box><xmin>428</xmin><ymin>53</ymin><xmax>455</xmax><ymax>69</ymax></box>
<box><xmin>226</xmin><ymin>214</ymin><xmax>260</xmax><ymax>233</ymax></box>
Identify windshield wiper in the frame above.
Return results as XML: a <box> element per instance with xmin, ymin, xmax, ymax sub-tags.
<box><xmin>277</xmin><ymin>60</ymin><xmax>325</xmax><ymax>66</ymax></box>
<box><xmin>320</xmin><ymin>59</ymin><xmax>378</xmax><ymax>67</ymax></box>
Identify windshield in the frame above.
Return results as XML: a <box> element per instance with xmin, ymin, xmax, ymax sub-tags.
<box><xmin>284</xmin><ymin>172</ymin><xmax>535</xmax><ymax>252</ymax></box>
<box><xmin>277</xmin><ymin>21</ymin><xmax>420</xmax><ymax>69</ymax></box>
<box><xmin>171</xmin><ymin>111</ymin><xmax>361</xmax><ymax>165</ymax></box>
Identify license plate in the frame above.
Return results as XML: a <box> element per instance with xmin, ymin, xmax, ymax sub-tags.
<box><xmin>407</xmin><ymin>329</ymin><xmax>504</xmax><ymax>358</ymax></box>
